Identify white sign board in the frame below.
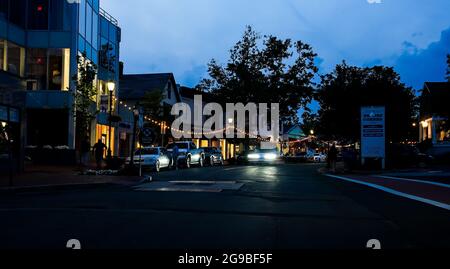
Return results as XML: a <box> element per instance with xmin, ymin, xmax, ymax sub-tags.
<box><xmin>361</xmin><ymin>107</ymin><xmax>386</xmax><ymax>160</ymax></box>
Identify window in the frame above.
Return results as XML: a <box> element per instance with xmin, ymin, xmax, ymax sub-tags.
<box><xmin>92</xmin><ymin>11</ymin><xmax>98</xmax><ymax>49</ymax></box>
<box><xmin>86</xmin><ymin>3</ymin><xmax>92</xmax><ymax>44</ymax></box>
<box><xmin>26</xmin><ymin>48</ymin><xmax>48</xmax><ymax>90</ymax></box>
<box><xmin>10</xmin><ymin>0</ymin><xmax>26</xmax><ymax>28</ymax></box>
<box><xmin>48</xmin><ymin>49</ymin><xmax>63</xmax><ymax>90</ymax></box>
<box><xmin>100</xmin><ymin>17</ymin><xmax>109</xmax><ymax>38</ymax></box>
<box><xmin>0</xmin><ymin>0</ymin><xmax>8</xmax><ymax>19</ymax></box>
<box><xmin>7</xmin><ymin>42</ymin><xmax>24</xmax><ymax>77</ymax></box>
<box><xmin>79</xmin><ymin>0</ymin><xmax>86</xmax><ymax>37</ymax></box>
<box><xmin>28</xmin><ymin>0</ymin><xmax>49</xmax><ymax>30</ymax></box>
<box><xmin>49</xmin><ymin>0</ymin><xmax>64</xmax><ymax>30</ymax></box>
<box><xmin>26</xmin><ymin>48</ymin><xmax>69</xmax><ymax>91</ymax></box>
<box><xmin>109</xmin><ymin>25</ymin><xmax>117</xmax><ymax>44</ymax></box>
<box><xmin>0</xmin><ymin>40</ymin><xmax>5</xmax><ymax>71</ymax></box>
<box><xmin>78</xmin><ymin>35</ymin><xmax>86</xmax><ymax>54</ymax></box>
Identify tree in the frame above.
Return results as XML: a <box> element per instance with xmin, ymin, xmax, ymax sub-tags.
<box><xmin>446</xmin><ymin>54</ymin><xmax>450</xmax><ymax>82</ymax></box>
<box><xmin>72</xmin><ymin>53</ymin><xmax>98</xmax><ymax>149</ymax></box>
<box><xmin>141</xmin><ymin>90</ymin><xmax>165</xmax><ymax>120</ymax></box>
<box><xmin>141</xmin><ymin>90</ymin><xmax>173</xmax><ymax>146</ymax></box>
<box><xmin>197</xmin><ymin>26</ymin><xmax>318</xmax><ymax>124</ymax></box>
<box><xmin>315</xmin><ymin>62</ymin><xmax>417</xmax><ymax>143</ymax></box>
<box><xmin>301</xmin><ymin>111</ymin><xmax>319</xmax><ymax>136</ymax></box>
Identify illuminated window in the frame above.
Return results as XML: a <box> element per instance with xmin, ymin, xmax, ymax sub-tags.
<box><xmin>7</xmin><ymin>42</ymin><xmax>25</xmax><ymax>77</ymax></box>
<box><xmin>26</xmin><ymin>48</ymin><xmax>70</xmax><ymax>91</ymax></box>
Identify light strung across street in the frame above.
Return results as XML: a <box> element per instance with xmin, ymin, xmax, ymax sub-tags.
<box><xmin>113</xmin><ymin>97</ymin><xmax>264</xmax><ymax>140</ymax></box>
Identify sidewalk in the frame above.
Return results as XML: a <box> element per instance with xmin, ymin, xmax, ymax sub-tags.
<box><xmin>0</xmin><ymin>164</ymin><xmax>144</xmax><ymax>190</ymax></box>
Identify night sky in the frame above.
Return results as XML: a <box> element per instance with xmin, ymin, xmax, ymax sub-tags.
<box><xmin>102</xmin><ymin>0</ymin><xmax>450</xmax><ymax>91</ymax></box>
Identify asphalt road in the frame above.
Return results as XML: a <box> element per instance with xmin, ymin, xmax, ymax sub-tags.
<box><xmin>0</xmin><ymin>163</ymin><xmax>449</xmax><ymax>249</ymax></box>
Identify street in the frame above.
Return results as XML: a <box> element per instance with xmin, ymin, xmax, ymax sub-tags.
<box><xmin>0</xmin><ymin>163</ymin><xmax>449</xmax><ymax>249</ymax></box>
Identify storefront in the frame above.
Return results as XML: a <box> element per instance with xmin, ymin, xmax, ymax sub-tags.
<box><xmin>95</xmin><ymin>124</ymin><xmax>115</xmax><ymax>157</ymax></box>
<box><xmin>191</xmin><ymin>138</ymin><xmax>237</xmax><ymax>160</ymax></box>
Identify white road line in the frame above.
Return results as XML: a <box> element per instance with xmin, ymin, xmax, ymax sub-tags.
<box><xmin>325</xmin><ymin>174</ymin><xmax>450</xmax><ymax>211</ymax></box>
<box><xmin>375</xmin><ymin>175</ymin><xmax>450</xmax><ymax>189</ymax></box>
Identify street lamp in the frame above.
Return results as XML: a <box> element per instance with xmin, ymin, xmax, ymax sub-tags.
<box><xmin>129</xmin><ymin>107</ymin><xmax>140</xmax><ymax>167</ymax></box>
<box><xmin>107</xmin><ymin>81</ymin><xmax>115</xmax><ymax>159</ymax></box>
<box><xmin>310</xmin><ymin>130</ymin><xmax>315</xmax><ymax>136</ymax></box>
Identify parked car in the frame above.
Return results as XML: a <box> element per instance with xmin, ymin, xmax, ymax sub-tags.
<box><xmin>166</xmin><ymin>142</ymin><xmax>205</xmax><ymax>168</ymax></box>
<box><xmin>313</xmin><ymin>153</ymin><xmax>327</xmax><ymax>163</ymax></box>
<box><xmin>201</xmin><ymin>147</ymin><xmax>224</xmax><ymax>166</ymax></box>
<box><xmin>387</xmin><ymin>144</ymin><xmax>434</xmax><ymax>168</ymax></box>
<box><xmin>285</xmin><ymin>151</ymin><xmax>314</xmax><ymax>163</ymax></box>
<box><xmin>126</xmin><ymin>147</ymin><xmax>172</xmax><ymax>172</ymax></box>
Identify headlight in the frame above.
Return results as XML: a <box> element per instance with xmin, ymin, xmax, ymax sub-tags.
<box><xmin>264</xmin><ymin>153</ymin><xmax>277</xmax><ymax>160</ymax></box>
<box><xmin>248</xmin><ymin>153</ymin><xmax>260</xmax><ymax>159</ymax></box>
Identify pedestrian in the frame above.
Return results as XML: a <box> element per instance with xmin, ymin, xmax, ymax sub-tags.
<box><xmin>80</xmin><ymin>136</ymin><xmax>91</xmax><ymax>167</ymax></box>
<box><xmin>172</xmin><ymin>144</ymin><xmax>179</xmax><ymax>170</ymax></box>
<box><xmin>328</xmin><ymin>144</ymin><xmax>338</xmax><ymax>173</ymax></box>
<box><xmin>92</xmin><ymin>139</ymin><xmax>107</xmax><ymax>170</ymax></box>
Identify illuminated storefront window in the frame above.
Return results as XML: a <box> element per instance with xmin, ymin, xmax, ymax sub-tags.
<box><xmin>26</xmin><ymin>48</ymin><xmax>70</xmax><ymax>91</ymax></box>
<box><xmin>96</xmin><ymin>124</ymin><xmax>115</xmax><ymax>156</ymax></box>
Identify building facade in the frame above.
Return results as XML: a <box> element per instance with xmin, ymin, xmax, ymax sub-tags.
<box><xmin>0</xmin><ymin>0</ymin><xmax>122</xmax><ymax>167</ymax></box>
<box><xmin>419</xmin><ymin>82</ymin><xmax>450</xmax><ymax>156</ymax></box>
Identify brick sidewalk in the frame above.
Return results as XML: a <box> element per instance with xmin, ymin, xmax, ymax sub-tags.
<box><xmin>0</xmin><ymin>164</ymin><xmax>143</xmax><ymax>189</ymax></box>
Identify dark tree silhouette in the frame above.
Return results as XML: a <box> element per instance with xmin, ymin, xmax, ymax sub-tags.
<box><xmin>315</xmin><ymin>62</ymin><xmax>417</xmax><ymax>143</ymax></box>
<box><xmin>197</xmin><ymin>26</ymin><xmax>318</xmax><ymax>124</ymax></box>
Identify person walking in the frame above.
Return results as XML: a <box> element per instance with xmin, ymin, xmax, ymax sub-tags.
<box><xmin>328</xmin><ymin>144</ymin><xmax>338</xmax><ymax>173</ymax></box>
<box><xmin>172</xmin><ymin>144</ymin><xmax>180</xmax><ymax>170</ymax></box>
<box><xmin>92</xmin><ymin>139</ymin><xmax>107</xmax><ymax>170</ymax></box>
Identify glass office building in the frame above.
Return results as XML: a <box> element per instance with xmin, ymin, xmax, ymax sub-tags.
<box><xmin>0</xmin><ymin>0</ymin><xmax>121</xmax><ymax>164</ymax></box>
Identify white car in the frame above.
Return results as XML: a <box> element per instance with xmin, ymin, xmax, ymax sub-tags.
<box><xmin>126</xmin><ymin>147</ymin><xmax>172</xmax><ymax>172</ymax></box>
<box><xmin>313</xmin><ymin>153</ymin><xmax>327</xmax><ymax>163</ymax></box>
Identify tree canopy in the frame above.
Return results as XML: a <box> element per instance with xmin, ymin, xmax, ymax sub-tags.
<box><xmin>312</xmin><ymin>62</ymin><xmax>417</xmax><ymax>143</ymax></box>
<box><xmin>197</xmin><ymin>26</ymin><xmax>318</xmax><ymax>124</ymax></box>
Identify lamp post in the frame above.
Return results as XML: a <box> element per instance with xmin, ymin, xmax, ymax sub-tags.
<box><xmin>130</xmin><ymin>107</ymin><xmax>139</xmax><ymax>167</ymax></box>
<box><xmin>107</xmin><ymin>81</ymin><xmax>115</xmax><ymax>159</ymax></box>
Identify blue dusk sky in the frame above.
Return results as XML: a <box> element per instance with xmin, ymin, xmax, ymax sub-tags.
<box><xmin>102</xmin><ymin>0</ymin><xmax>450</xmax><ymax>91</ymax></box>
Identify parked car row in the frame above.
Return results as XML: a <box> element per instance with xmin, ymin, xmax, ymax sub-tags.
<box><xmin>284</xmin><ymin>152</ymin><xmax>328</xmax><ymax>163</ymax></box>
<box><xmin>126</xmin><ymin>142</ymin><xmax>224</xmax><ymax>172</ymax></box>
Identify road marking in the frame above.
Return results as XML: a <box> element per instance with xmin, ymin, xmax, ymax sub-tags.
<box><xmin>169</xmin><ymin>181</ymin><xmax>237</xmax><ymax>185</ymax></box>
<box><xmin>375</xmin><ymin>175</ymin><xmax>450</xmax><ymax>189</ymax></box>
<box><xmin>325</xmin><ymin>174</ymin><xmax>450</xmax><ymax>211</ymax></box>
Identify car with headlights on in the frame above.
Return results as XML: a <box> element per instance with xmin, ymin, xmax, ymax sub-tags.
<box><xmin>126</xmin><ymin>147</ymin><xmax>172</xmax><ymax>172</ymax></box>
<box><xmin>238</xmin><ymin>148</ymin><xmax>280</xmax><ymax>164</ymax></box>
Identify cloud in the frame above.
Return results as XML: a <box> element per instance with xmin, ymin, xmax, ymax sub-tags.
<box><xmin>101</xmin><ymin>0</ymin><xmax>450</xmax><ymax>88</ymax></box>
<box><xmin>393</xmin><ymin>27</ymin><xmax>450</xmax><ymax>90</ymax></box>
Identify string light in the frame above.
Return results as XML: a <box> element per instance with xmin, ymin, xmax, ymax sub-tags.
<box><xmin>114</xmin><ymin>97</ymin><xmax>274</xmax><ymax>140</ymax></box>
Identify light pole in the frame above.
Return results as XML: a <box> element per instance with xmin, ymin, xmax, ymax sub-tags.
<box><xmin>130</xmin><ymin>107</ymin><xmax>140</xmax><ymax>167</ymax></box>
<box><xmin>107</xmin><ymin>81</ymin><xmax>115</xmax><ymax>159</ymax></box>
